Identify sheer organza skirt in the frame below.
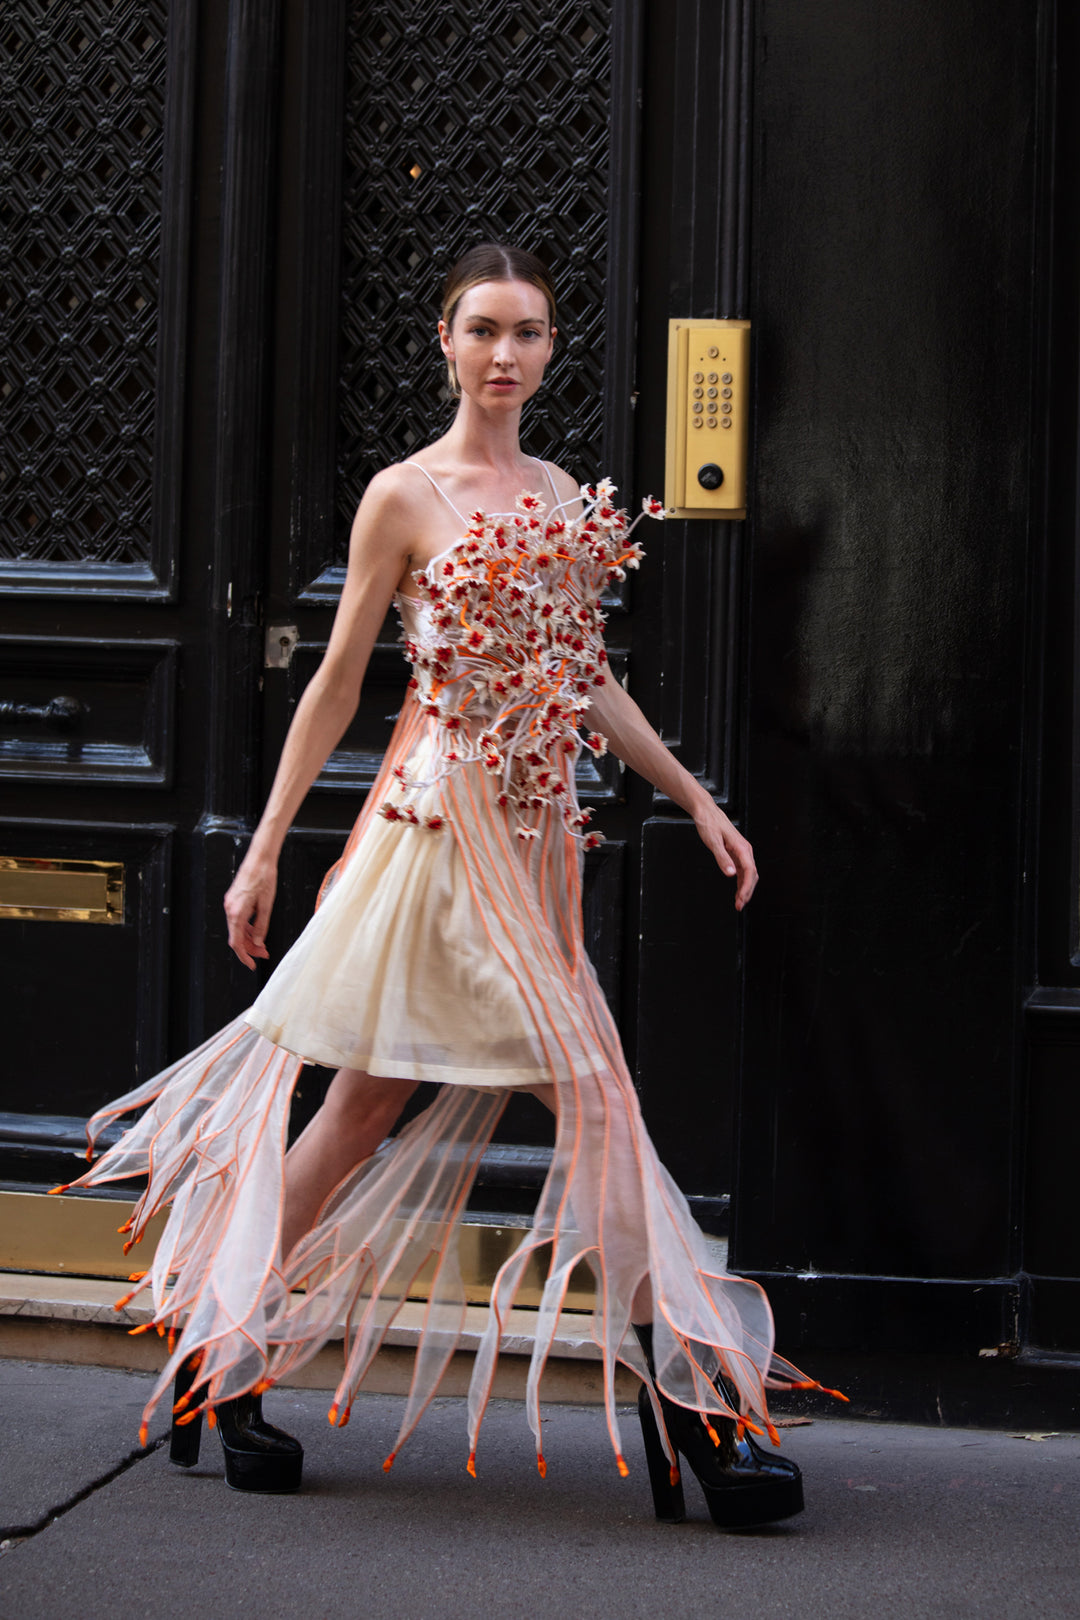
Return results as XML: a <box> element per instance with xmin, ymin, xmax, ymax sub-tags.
<box><xmin>66</xmin><ymin>696</ymin><xmax>826</xmax><ymax>1474</ymax></box>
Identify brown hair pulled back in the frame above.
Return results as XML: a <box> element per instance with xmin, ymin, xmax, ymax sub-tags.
<box><xmin>441</xmin><ymin>243</ymin><xmax>557</xmax><ymax>397</ymax></box>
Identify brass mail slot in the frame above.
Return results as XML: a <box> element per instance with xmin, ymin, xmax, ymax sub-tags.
<box><xmin>0</xmin><ymin>856</ymin><xmax>124</xmax><ymax>923</ymax></box>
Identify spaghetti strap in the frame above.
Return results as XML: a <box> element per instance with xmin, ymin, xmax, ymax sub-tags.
<box><xmin>406</xmin><ymin>457</ymin><xmax>563</xmax><ymax>527</ymax></box>
<box><xmin>403</xmin><ymin>460</ymin><xmax>470</xmax><ymax>525</ymax></box>
<box><xmin>531</xmin><ymin>456</ymin><xmax>562</xmax><ymax>510</ymax></box>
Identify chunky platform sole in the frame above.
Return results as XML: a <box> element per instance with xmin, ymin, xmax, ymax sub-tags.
<box><xmin>168</xmin><ymin>1359</ymin><xmax>303</xmax><ymax>1493</ymax></box>
<box><xmin>222</xmin><ymin>1446</ymin><xmax>304</xmax><ymax>1494</ymax></box>
<box><xmin>637</xmin><ymin>1384</ymin><xmax>804</xmax><ymax>1529</ymax></box>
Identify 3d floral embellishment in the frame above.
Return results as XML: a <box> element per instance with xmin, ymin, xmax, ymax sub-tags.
<box><xmin>388</xmin><ymin>481</ymin><xmax>663</xmax><ymax>842</ymax></box>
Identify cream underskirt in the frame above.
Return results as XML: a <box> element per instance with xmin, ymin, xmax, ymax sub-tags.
<box><xmin>245</xmin><ymin>739</ymin><xmax>606</xmax><ymax>1087</ymax></box>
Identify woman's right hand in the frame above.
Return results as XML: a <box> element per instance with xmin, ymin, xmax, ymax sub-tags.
<box><xmin>224</xmin><ymin>848</ymin><xmax>278</xmax><ymax>970</ymax></box>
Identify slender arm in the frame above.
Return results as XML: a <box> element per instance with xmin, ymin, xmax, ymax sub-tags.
<box><xmin>224</xmin><ymin>469</ymin><xmax>421</xmax><ymax>966</ymax></box>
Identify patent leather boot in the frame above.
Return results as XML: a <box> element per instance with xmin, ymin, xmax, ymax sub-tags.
<box><xmin>633</xmin><ymin>1323</ymin><xmax>804</xmax><ymax>1529</ymax></box>
<box><xmin>214</xmin><ymin>1391</ymin><xmax>304</xmax><ymax>1494</ymax></box>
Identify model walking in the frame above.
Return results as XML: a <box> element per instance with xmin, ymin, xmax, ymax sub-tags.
<box><xmin>59</xmin><ymin>244</ymin><xmax>835</xmax><ymax>1524</ymax></box>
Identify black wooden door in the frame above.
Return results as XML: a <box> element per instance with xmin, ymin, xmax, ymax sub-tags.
<box><xmin>0</xmin><ymin>0</ymin><xmax>199</xmax><ymax>1190</ymax></box>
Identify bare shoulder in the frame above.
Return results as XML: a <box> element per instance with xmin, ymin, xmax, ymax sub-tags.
<box><xmin>355</xmin><ymin>462</ymin><xmax>432</xmax><ymax>527</ymax></box>
<box><xmin>537</xmin><ymin>460</ymin><xmax>584</xmax><ymax>514</ymax></box>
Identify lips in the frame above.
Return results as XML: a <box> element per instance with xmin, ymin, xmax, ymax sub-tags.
<box><xmin>486</xmin><ymin>378</ymin><xmax>518</xmax><ymax>389</ymax></box>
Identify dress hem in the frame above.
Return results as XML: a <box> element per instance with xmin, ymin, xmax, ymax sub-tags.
<box><xmin>241</xmin><ymin>1010</ymin><xmax>568</xmax><ymax>1089</ymax></box>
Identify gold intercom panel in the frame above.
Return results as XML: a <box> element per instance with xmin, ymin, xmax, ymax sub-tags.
<box><xmin>665</xmin><ymin>319</ymin><xmax>750</xmax><ymax>519</ymax></box>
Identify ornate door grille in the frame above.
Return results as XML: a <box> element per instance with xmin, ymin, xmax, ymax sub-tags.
<box><xmin>0</xmin><ymin>0</ymin><xmax>168</xmax><ymax>587</ymax></box>
<box><xmin>335</xmin><ymin>0</ymin><xmax>612</xmax><ymax>561</ymax></box>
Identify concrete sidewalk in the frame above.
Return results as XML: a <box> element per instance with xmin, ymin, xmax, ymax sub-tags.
<box><xmin>1</xmin><ymin>1360</ymin><xmax>1077</xmax><ymax>1620</ymax></box>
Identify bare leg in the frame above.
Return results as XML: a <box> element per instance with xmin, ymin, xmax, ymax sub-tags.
<box><xmin>281</xmin><ymin>1068</ymin><xmax>419</xmax><ymax>1260</ymax></box>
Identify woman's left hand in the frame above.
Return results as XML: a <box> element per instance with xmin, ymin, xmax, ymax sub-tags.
<box><xmin>693</xmin><ymin>803</ymin><xmax>758</xmax><ymax>911</ymax></box>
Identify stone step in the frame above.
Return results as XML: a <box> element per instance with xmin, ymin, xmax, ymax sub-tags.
<box><xmin>0</xmin><ymin>1271</ymin><xmax>641</xmax><ymax>1405</ymax></box>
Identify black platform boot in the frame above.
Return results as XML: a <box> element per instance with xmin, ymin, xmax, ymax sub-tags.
<box><xmin>633</xmin><ymin>1323</ymin><xmax>804</xmax><ymax>1529</ymax></box>
<box><xmin>169</xmin><ymin>1357</ymin><xmax>303</xmax><ymax>1493</ymax></box>
<box><xmin>214</xmin><ymin>1391</ymin><xmax>304</xmax><ymax>1494</ymax></box>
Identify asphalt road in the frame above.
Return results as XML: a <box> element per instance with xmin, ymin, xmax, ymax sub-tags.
<box><xmin>1</xmin><ymin>1359</ymin><xmax>1077</xmax><ymax>1620</ymax></box>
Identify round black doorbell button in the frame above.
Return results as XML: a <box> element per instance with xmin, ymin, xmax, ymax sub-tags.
<box><xmin>697</xmin><ymin>463</ymin><xmax>724</xmax><ymax>490</ymax></box>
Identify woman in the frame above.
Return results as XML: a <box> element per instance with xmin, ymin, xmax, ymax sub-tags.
<box><xmin>60</xmin><ymin>244</ymin><xmax>834</xmax><ymax>1524</ymax></box>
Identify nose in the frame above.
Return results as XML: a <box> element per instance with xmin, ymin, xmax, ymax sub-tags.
<box><xmin>493</xmin><ymin>334</ymin><xmax>514</xmax><ymax>368</ymax></box>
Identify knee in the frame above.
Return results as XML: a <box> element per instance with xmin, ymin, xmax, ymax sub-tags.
<box><xmin>322</xmin><ymin>1070</ymin><xmax>417</xmax><ymax>1134</ymax></box>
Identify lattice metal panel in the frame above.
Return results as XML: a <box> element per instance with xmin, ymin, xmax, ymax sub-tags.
<box><xmin>337</xmin><ymin>0</ymin><xmax>611</xmax><ymax>554</ymax></box>
<box><xmin>0</xmin><ymin>0</ymin><xmax>167</xmax><ymax>574</ymax></box>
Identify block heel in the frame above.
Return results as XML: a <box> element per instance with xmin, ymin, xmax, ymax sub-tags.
<box><xmin>637</xmin><ymin>1383</ymin><xmax>686</xmax><ymax>1523</ymax></box>
<box><xmin>169</xmin><ymin>1353</ymin><xmax>204</xmax><ymax>1467</ymax></box>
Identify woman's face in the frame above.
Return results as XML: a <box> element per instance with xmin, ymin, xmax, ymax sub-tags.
<box><xmin>440</xmin><ymin>279</ymin><xmax>555</xmax><ymax>409</ymax></box>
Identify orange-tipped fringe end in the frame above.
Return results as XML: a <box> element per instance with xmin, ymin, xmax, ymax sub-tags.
<box><xmin>167</xmin><ymin>1329</ymin><xmax>176</xmax><ymax>1354</ymax></box>
<box><xmin>138</xmin><ymin>1423</ymin><xmax>149</xmax><ymax>1447</ymax></box>
<box><xmin>793</xmin><ymin>1378</ymin><xmax>850</xmax><ymax>1404</ymax></box>
<box><xmin>383</xmin><ymin>1452</ymin><xmax>397</xmax><ymax>1474</ymax></box>
<box><xmin>704</xmin><ymin>1420</ymin><xmax>721</xmax><ymax>1449</ymax></box>
<box><xmin>669</xmin><ymin>1463</ymin><xmax>681</xmax><ymax>1488</ymax></box>
<box><xmin>616</xmin><ymin>1455</ymin><xmax>630</xmax><ymax>1479</ymax></box>
<box><xmin>128</xmin><ymin>1270</ymin><xmax>148</xmax><ymax>1283</ymax></box>
<box><xmin>173</xmin><ymin>1391</ymin><xmax>191</xmax><ymax>1415</ymax></box>
<box><xmin>336</xmin><ymin>1405</ymin><xmax>352</xmax><ymax>1430</ymax></box>
<box><xmin>766</xmin><ymin>1422</ymin><xmax>782</xmax><ymax>1448</ymax></box>
<box><xmin>127</xmin><ymin>1323</ymin><xmax>153</xmax><ymax>1336</ymax></box>
<box><xmin>174</xmin><ymin>1409</ymin><xmax>200</xmax><ymax>1427</ymax></box>
<box><xmin>743</xmin><ymin>1417</ymin><xmax>766</xmax><ymax>1438</ymax></box>
<box><xmin>156</xmin><ymin>1323</ymin><xmax>166</xmax><ymax>1338</ymax></box>
<box><xmin>327</xmin><ymin>1404</ymin><xmax>339</xmax><ymax>1427</ymax></box>
<box><xmin>537</xmin><ymin>1453</ymin><xmax>547</xmax><ymax>1480</ymax></box>
<box><xmin>47</xmin><ymin>1183</ymin><xmax>70</xmax><ymax>1196</ymax></box>
<box><xmin>253</xmin><ymin>1379</ymin><xmax>272</xmax><ymax>1397</ymax></box>
<box><xmin>206</xmin><ymin>1409</ymin><xmax>217</xmax><ymax>1431</ymax></box>
<box><xmin>117</xmin><ymin>1219</ymin><xmax>134</xmax><ymax>1236</ymax></box>
<box><xmin>466</xmin><ymin>1451</ymin><xmax>477</xmax><ymax>1478</ymax></box>
<box><xmin>113</xmin><ymin>1290</ymin><xmax>137</xmax><ymax>1312</ymax></box>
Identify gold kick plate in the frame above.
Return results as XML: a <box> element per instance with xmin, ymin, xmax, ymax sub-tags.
<box><xmin>1</xmin><ymin>1191</ymin><xmax>596</xmax><ymax>1309</ymax></box>
<box><xmin>665</xmin><ymin>318</ymin><xmax>751</xmax><ymax>518</ymax></box>
<box><xmin>0</xmin><ymin>856</ymin><xmax>124</xmax><ymax>924</ymax></box>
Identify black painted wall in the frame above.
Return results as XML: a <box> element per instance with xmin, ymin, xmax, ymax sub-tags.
<box><xmin>734</xmin><ymin>0</ymin><xmax>1049</xmax><ymax>1337</ymax></box>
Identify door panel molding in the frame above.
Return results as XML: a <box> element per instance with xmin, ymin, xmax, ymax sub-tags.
<box><xmin>0</xmin><ymin>0</ymin><xmax>197</xmax><ymax>602</ymax></box>
<box><xmin>634</xmin><ymin>0</ymin><xmax>754</xmax><ymax>808</ymax></box>
<box><xmin>0</xmin><ymin>817</ymin><xmax>172</xmax><ymax>1141</ymax></box>
<box><xmin>0</xmin><ymin>636</ymin><xmax>178</xmax><ymax>787</ymax></box>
